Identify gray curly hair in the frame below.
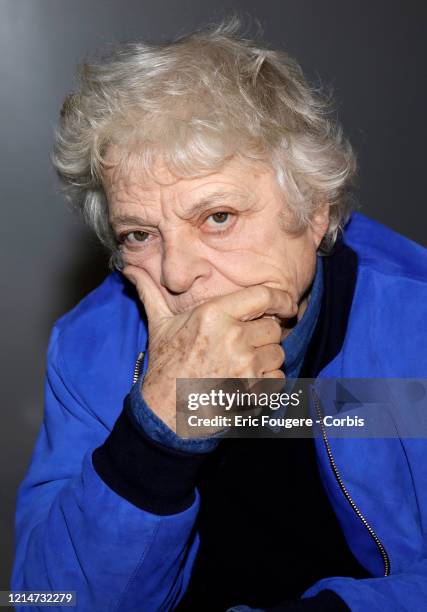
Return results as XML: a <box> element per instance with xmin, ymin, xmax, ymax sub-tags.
<box><xmin>52</xmin><ymin>17</ymin><xmax>357</xmax><ymax>269</ymax></box>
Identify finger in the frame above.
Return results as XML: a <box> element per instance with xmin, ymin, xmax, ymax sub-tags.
<box><xmin>215</xmin><ymin>285</ymin><xmax>297</xmax><ymax>322</ymax></box>
<box><xmin>263</xmin><ymin>370</ymin><xmax>286</xmax><ymax>379</ymax></box>
<box><xmin>122</xmin><ymin>265</ymin><xmax>172</xmax><ymax>322</ymax></box>
<box><xmin>254</xmin><ymin>343</ymin><xmax>285</xmax><ymax>374</ymax></box>
<box><xmin>243</xmin><ymin>316</ymin><xmax>283</xmax><ymax>347</ymax></box>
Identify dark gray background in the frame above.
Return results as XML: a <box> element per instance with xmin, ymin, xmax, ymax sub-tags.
<box><xmin>1</xmin><ymin>0</ymin><xmax>426</xmax><ymax>589</ymax></box>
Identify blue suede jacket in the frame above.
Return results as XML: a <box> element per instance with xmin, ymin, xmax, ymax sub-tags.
<box><xmin>12</xmin><ymin>213</ymin><xmax>427</xmax><ymax>611</ymax></box>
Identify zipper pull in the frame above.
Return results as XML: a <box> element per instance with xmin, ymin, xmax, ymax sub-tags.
<box><xmin>132</xmin><ymin>351</ymin><xmax>145</xmax><ymax>385</ymax></box>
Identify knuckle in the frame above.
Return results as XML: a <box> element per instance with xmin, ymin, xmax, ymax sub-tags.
<box><xmin>255</xmin><ymin>284</ymin><xmax>271</xmax><ymax>305</ymax></box>
<box><xmin>196</xmin><ymin>301</ymin><xmax>219</xmax><ymax>323</ymax></box>
<box><xmin>275</xmin><ymin>344</ymin><xmax>285</xmax><ymax>361</ymax></box>
<box><xmin>227</xmin><ymin>324</ymin><xmax>244</xmax><ymax>344</ymax></box>
<box><xmin>233</xmin><ymin>352</ymin><xmax>254</xmax><ymax>376</ymax></box>
<box><xmin>269</xmin><ymin>370</ymin><xmax>285</xmax><ymax>380</ymax></box>
<box><xmin>245</xmin><ymin>284</ymin><xmax>270</xmax><ymax>308</ymax></box>
<box><xmin>268</xmin><ymin>319</ymin><xmax>282</xmax><ymax>338</ymax></box>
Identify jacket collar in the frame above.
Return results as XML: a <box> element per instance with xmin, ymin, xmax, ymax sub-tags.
<box><xmin>300</xmin><ymin>238</ymin><xmax>359</xmax><ymax>378</ymax></box>
<box><xmin>282</xmin><ymin>255</ymin><xmax>324</xmax><ymax>378</ymax></box>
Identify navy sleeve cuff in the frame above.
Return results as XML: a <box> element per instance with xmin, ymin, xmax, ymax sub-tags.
<box><xmin>129</xmin><ymin>374</ymin><xmax>225</xmax><ymax>454</ymax></box>
<box><xmin>92</xmin><ymin>396</ymin><xmax>213</xmax><ymax>515</ymax></box>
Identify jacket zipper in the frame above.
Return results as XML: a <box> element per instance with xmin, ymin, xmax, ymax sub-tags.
<box><xmin>132</xmin><ymin>352</ymin><xmax>145</xmax><ymax>385</ymax></box>
<box><xmin>311</xmin><ymin>387</ymin><xmax>391</xmax><ymax>577</ymax></box>
<box><xmin>130</xmin><ymin>356</ymin><xmax>392</xmax><ymax>576</ymax></box>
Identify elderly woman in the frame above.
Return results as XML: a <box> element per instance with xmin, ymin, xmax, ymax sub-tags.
<box><xmin>12</xmin><ymin>20</ymin><xmax>427</xmax><ymax>612</ymax></box>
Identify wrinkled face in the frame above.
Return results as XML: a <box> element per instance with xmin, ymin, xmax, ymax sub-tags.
<box><xmin>103</xmin><ymin>150</ymin><xmax>329</xmax><ymax>324</ymax></box>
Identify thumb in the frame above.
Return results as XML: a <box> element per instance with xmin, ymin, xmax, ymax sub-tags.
<box><xmin>122</xmin><ymin>265</ymin><xmax>172</xmax><ymax>323</ymax></box>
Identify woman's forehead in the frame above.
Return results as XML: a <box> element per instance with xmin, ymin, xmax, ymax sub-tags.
<box><xmin>103</xmin><ymin>149</ymin><xmax>272</xmax><ymax>196</ymax></box>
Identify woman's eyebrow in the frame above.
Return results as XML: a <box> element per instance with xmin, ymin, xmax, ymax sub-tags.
<box><xmin>110</xmin><ymin>213</ymin><xmax>151</xmax><ymax>228</ymax></box>
<box><xmin>179</xmin><ymin>190</ymin><xmax>254</xmax><ymax>220</ymax></box>
<box><xmin>110</xmin><ymin>191</ymin><xmax>253</xmax><ymax>227</ymax></box>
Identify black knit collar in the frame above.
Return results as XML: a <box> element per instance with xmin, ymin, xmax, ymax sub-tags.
<box><xmin>299</xmin><ymin>239</ymin><xmax>359</xmax><ymax>378</ymax></box>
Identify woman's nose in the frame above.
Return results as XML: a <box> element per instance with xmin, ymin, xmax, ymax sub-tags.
<box><xmin>160</xmin><ymin>240</ymin><xmax>211</xmax><ymax>294</ymax></box>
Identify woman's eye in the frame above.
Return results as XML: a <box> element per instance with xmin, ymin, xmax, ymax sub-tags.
<box><xmin>122</xmin><ymin>230</ymin><xmax>150</xmax><ymax>244</ymax></box>
<box><xmin>205</xmin><ymin>212</ymin><xmax>231</xmax><ymax>226</ymax></box>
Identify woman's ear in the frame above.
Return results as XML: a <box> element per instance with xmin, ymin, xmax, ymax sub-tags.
<box><xmin>311</xmin><ymin>203</ymin><xmax>330</xmax><ymax>249</ymax></box>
